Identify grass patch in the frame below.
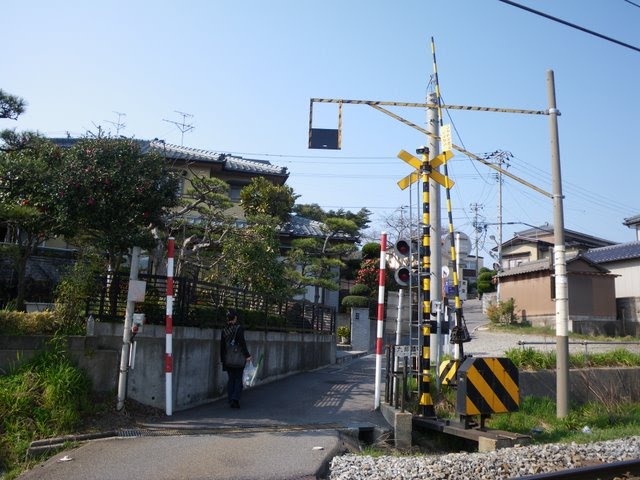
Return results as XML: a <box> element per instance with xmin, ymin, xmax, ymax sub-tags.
<box><xmin>486</xmin><ymin>396</ymin><xmax>640</xmax><ymax>444</ymax></box>
<box><xmin>505</xmin><ymin>347</ymin><xmax>640</xmax><ymax>370</ymax></box>
<box><xmin>486</xmin><ymin>322</ymin><xmax>640</xmax><ymax>343</ymax></box>
<box><xmin>0</xmin><ymin>335</ymin><xmax>93</xmax><ymax>479</ymax></box>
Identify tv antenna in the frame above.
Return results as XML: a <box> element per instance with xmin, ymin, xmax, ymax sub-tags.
<box><xmin>163</xmin><ymin>110</ymin><xmax>195</xmax><ymax>145</ymax></box>
<box><xmin>105</xmin><ymin>111</ymin><xmax>126</xmax><ymax>136</ymax></box>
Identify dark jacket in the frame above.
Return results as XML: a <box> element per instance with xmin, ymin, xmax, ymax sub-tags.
<box><xmin>220</xmin><ymin>324</ymin><xmax>250</xmax><ymax>369</ymax></box>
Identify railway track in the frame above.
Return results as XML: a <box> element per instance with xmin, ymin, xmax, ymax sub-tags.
<box><xmin>511</xmin><ymin>458</ymin><xmax>640</xmax><ymax>480</ymax></box>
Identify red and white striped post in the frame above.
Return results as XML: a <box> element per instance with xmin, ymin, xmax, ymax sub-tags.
<box><xmin>374</xmin><ymin>232</ymin><xmax>387</xmax><ymax>410</ymax></box>
<box><xmin>165</xmin><ymin>237</ymin><xmax>174</xmax><ymax>416</ymax></box>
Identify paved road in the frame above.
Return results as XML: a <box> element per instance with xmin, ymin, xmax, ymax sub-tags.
<box><xmin>18</xmin><ymin>353</ymin><xmax>389</xmax><ymax>480</ymax></box>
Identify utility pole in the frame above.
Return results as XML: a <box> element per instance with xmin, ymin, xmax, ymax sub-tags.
<box><xmin>470</xmin><ymin>203</ymin><xmax>483</xmax><ymax>280</ymax></box>
<box><xmin>163</xmin><ymin>111</ymin><xmax>195</xmax><ymax>145</ymax></box>
<box><xmin>547</xmin><ymin>70</ymin><xmax>569</xmax><ymax>418</ymax></box>
<box><xmin>116</xmin><ymin>246</ymin><xmax>142</xmax><ymax>411</ymax></box>
<box><xmin>493</xmin><ymin>150</ymin><xmax>511</xmax><ymax>301</ymax></box>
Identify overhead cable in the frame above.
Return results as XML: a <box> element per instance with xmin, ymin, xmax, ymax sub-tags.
<box><xmin>498</xmin><ymin>0</ymin><xmax>640</xmax><ymax>53</ymax></box>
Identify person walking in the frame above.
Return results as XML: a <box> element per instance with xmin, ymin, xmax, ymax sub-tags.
<box><xmin>220</xmin><ymin>309</ymin><xmax>251</xmax><ymax>408</ymax></box>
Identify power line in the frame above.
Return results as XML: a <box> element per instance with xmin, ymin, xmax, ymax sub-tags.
<box><xmin>623</xmin><ymin>0</ymin><xmax>640</xmax><ymax>9</ymax></box>
<box><xmin>498</xmin><ymin>0</ymin><xmax>640</xmax><ymax>53</ymax></box>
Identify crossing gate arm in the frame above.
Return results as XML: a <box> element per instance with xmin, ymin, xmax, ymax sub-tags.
<box><xmin>308</xmin><ymin>97</ymin><xmax>553</xmax><ymax>199</ymax></box>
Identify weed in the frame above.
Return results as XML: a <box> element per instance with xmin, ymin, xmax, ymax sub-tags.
<box><xmin>0</xmin><ymin>336</ymin><xmax>92</xmax><ymax>478</ymax></box>
<box><xmin>486</xmin><ymin>396</ymin><xmax>640</xmax><ymax>445</ymax></box>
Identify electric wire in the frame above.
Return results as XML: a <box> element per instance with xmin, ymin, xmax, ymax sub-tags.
<box><xmin>498</xmin><ymin>0</ymin><xmax>640</xmax><ymax>53</ymax></box>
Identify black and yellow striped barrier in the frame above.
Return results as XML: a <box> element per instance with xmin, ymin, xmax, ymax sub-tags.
<box><xmin>456</xmin><ymin>357</ymin><xmax>519</xmax><ymax>416</ymax></box>
<box><xmin>438</xmin><ymin>359</ymin><xmax>460</xmax><ymax>386</ymax></box>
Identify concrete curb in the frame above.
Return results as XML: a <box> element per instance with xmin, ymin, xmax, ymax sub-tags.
<box><xmin>27</xmin><ymin>430</ymin><xmax>119</xmax><ymax>457</ymax></box>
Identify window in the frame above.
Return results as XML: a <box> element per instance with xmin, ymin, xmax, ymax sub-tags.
<box><xmin>229</xmin><ymin>185</ymin><xmax>242</xmax><ymax>203</ymax></box>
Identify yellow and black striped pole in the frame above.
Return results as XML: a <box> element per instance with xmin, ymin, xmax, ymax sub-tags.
<box><xmin>431</xmin><ymin>36</ymin><xmax>466</xmax><ymax>356</ymax></box>
<box><xmin>420</xmin><ymin>151</ymin><xmax>436</xmax><ymax>418</ymax></box>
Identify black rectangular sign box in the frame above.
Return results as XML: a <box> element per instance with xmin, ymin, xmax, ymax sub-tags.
<box><xmin>309</xmin><ymin>128</ymin><xmax>340</xmax><ymax>150</ymax></box>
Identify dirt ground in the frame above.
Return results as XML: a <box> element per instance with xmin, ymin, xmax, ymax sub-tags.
<box><xmin>76</xmin><ymin>393</ymin><xmax>165</xmax><ymax>434</ymax></box>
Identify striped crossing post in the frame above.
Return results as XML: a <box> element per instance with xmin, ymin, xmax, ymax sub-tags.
<box><xmin>165</xmin><ymin>237</ymin><xmax>174</xmax><ymax>416</ymax></box>
<box><xmin>420</xmin><ymin>154</ymin><xmax>436</xmax><ymax>418</ymax></box>
<box><xmin>431</xmin><ymin>36</ymin><xmax>466</xmax><ymax>359</ymax></box>
<box><xmin>374</xmin><ymin>232</ymin><xmax>387</xmax><ymax>410</ymax></box>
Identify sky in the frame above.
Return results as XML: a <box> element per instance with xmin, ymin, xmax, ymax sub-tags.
<box><xmin>3</xmin><ymin>0</ymin><xmax>639</xmax><ymax>262</ymax></box>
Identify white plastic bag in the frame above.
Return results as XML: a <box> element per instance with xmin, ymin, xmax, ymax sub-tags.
<box><xmin>243</xmin><ymin>361</ymin><xmax>257</xmax><ymax>388</ymax></box>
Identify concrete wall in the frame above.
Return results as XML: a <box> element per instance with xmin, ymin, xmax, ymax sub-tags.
<box><xmin>618</xmin><ymin>297</ymin><xmax>640</xmax><ymax>334</ymax></box>
<box><xmin>350</xmin><ymin>307</ymin><xmax>373</xmax><ymax>352</ymax></box>
<box><xmin>520</xmin><ymin>367</ymin><xmax>640</xmax><ymax>404</ymax></box>
<box><xmin>0</xmin><ymin>324</ymin><xmax>335</xmax><ymax>412</ymax></box>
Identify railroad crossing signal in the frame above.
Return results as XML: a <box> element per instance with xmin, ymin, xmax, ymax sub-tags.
<box><xmin>396</xmin><ymin>150</ymin><xmax>455</xmax><ymax>190</ymax></box>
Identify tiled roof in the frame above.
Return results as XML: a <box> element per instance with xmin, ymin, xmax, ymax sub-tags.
<box><xmin>497</xmin><ymin>252</ymin><xmax>609</xmax><ymax>278</ymax></box>
<box><xmin>279</xmin><ymin>215</ymin><xmax>358</xmax><ymax>241</ymax></box>
<box><xmin>147</xmin><ymin>140</ymin><xmax>288</xmax><ymax>177</ymax></box>
<box><xmin>583</xmin><ymin>241</ymin><xmax>640</xmax><ymax>264</ymax></box>
<box><xmin>49</xmin><ymin>137</ymin><xmax>288</xmax><ymax>178</ymax></box>
<box><xmin>496</xmin><ymin>258</ymin><xmax>551</xmax><ymax>278</ymax></box>
<box><xmin>512</xmin><ymin>225</ymin><xmax>615</xmax><ymax>248</ymax></box>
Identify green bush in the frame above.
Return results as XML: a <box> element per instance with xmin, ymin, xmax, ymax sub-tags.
<box><xmin>477</xmin><ymin>268</ymin><xmax>496</xmax><ymax>296</ymax></box>
<box><xmin>349</xmin><ymin>283</ymin><xmax>371</xmax><ymax>297</ymax></box>
<box><xmin>54</xmin><ymin>253</ymin><xmax>102</xmax><ymax>334</ymax></box>
<box><xmin>361</xmin><ymin>242</ymin><xmax>381</xmax><ymax>260</ymax></box>
<box><xmin>341</xmin><ymin>295</ymin><xmax>370</xmax><ymax>308</ymax></box>
<box><xmin>487</xmin><ymin>298</ymin><xmax>518</xmax><ymax>325</ymax></box>
<box><xmin>336</xmin><ymin>325</ymin><xmax>350</xmax><ymax>338</ymax></box>
<box><xmin>0</xmin><ymin>310</ymin><xmax>59</xmax><ymax>335</ymax></box>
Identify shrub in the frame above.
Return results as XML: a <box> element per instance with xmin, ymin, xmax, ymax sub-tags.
<box><xmin>361</xmin><ymin>242</ymin><xmax>381</xmax><ymax>260</ymax></box>
<box><xmin>487</xmin><ymin>298</ymin><xmax>518</xmax><ymax>325</ymax></box>
<box><xmin>54</xmin><ymin>253</ymin><xmax>102</xmax><ymax>334</ymax></box>
<box><xmin>0</xmin><ymin>310</ymin><xmax>59</xmax><ymax>335</ymax></box>
<box><xmin>477</xmin><ymin>269</ymin><xmax>496</xmax><ymax>296</ymax></box>
<box><xmin>341</xmin><ymin>295</ymin><xmax>370</xmax><ymax>309</ymax></box>
<box><xmin>349</xmin><ymin>283</ymin><xmax>371</xmax><ymax>297</ymax></box>
<box><xmin>337</xmin><ymin>325</ymin><xmax>350</xmax><ymax>339</ymax></box>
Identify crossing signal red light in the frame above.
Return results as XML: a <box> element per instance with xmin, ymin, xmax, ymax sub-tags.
<box><xmin>395</xmin><ymin>240</ymin><xmax>411</xmax><ymax>257</ymax></box>
<box><xmin>395</xmin><ymin>267</ymin><xmax>412</xmax><ymax>286</ymax></box>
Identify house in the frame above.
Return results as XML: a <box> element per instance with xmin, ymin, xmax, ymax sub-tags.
<box><xmin>623</xmin><ymin>214</ymin><xmax>640</xmax><ymax>241</ymax></box>
<box><xmin>491</xmin><ymin>225</ymin><xmax>619</xmax><ymax>335</ymax></box>
<box><xmin>496</xmin><ymin>224</ymin><xmax>615</xmax><ymax>270</ymax></box>
<box><xmin>141</xmin><ymin>140</ymin><xmax>289</xmax><ymax>225</ymax></box>
<box><xmin>584</xmin><ymin>241</ymin><xmax>640</xmax><ymax>335</ymax></box>
<box><xmin>496</xmin><ymin>253</ymin><xmax>617</xmax><ymax>335</ymax></box>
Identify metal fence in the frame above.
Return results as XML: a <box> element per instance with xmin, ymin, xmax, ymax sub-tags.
<box><xmin>86</xmin><ymin>272</ymin><xmax>336</xmax><ymax>334</ymax></box>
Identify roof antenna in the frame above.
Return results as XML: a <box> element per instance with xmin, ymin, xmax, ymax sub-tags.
<box><xmin>105</xmin><ymin>111</ymin><xmax>126</xmax><ymax>136</ymax></box>
<box><xmin>163</xmin><ymin>111</ymin><xmax>195</xmax><ymax>145</ymax></box>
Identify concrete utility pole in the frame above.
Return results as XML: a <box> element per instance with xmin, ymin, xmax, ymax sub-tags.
<box><xmin>116</xmin><ymin>246</ymin><xmax>142</xmax><ymax>411</ymax></box>
<box><xmin>547</xmin><ymin>70</ymin><xmax>569</xmax><ymax>418</ymax></box>
<box><xmin>470</xmin><ymin>203</ymin><xmax>483</xmax><ymax>280</ymax></box>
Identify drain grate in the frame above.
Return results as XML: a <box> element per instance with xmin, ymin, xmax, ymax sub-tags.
<box><xmin>118</xmin><ymin>423</ymin><xmax>345</xmax><ymax>438</ymax></box>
